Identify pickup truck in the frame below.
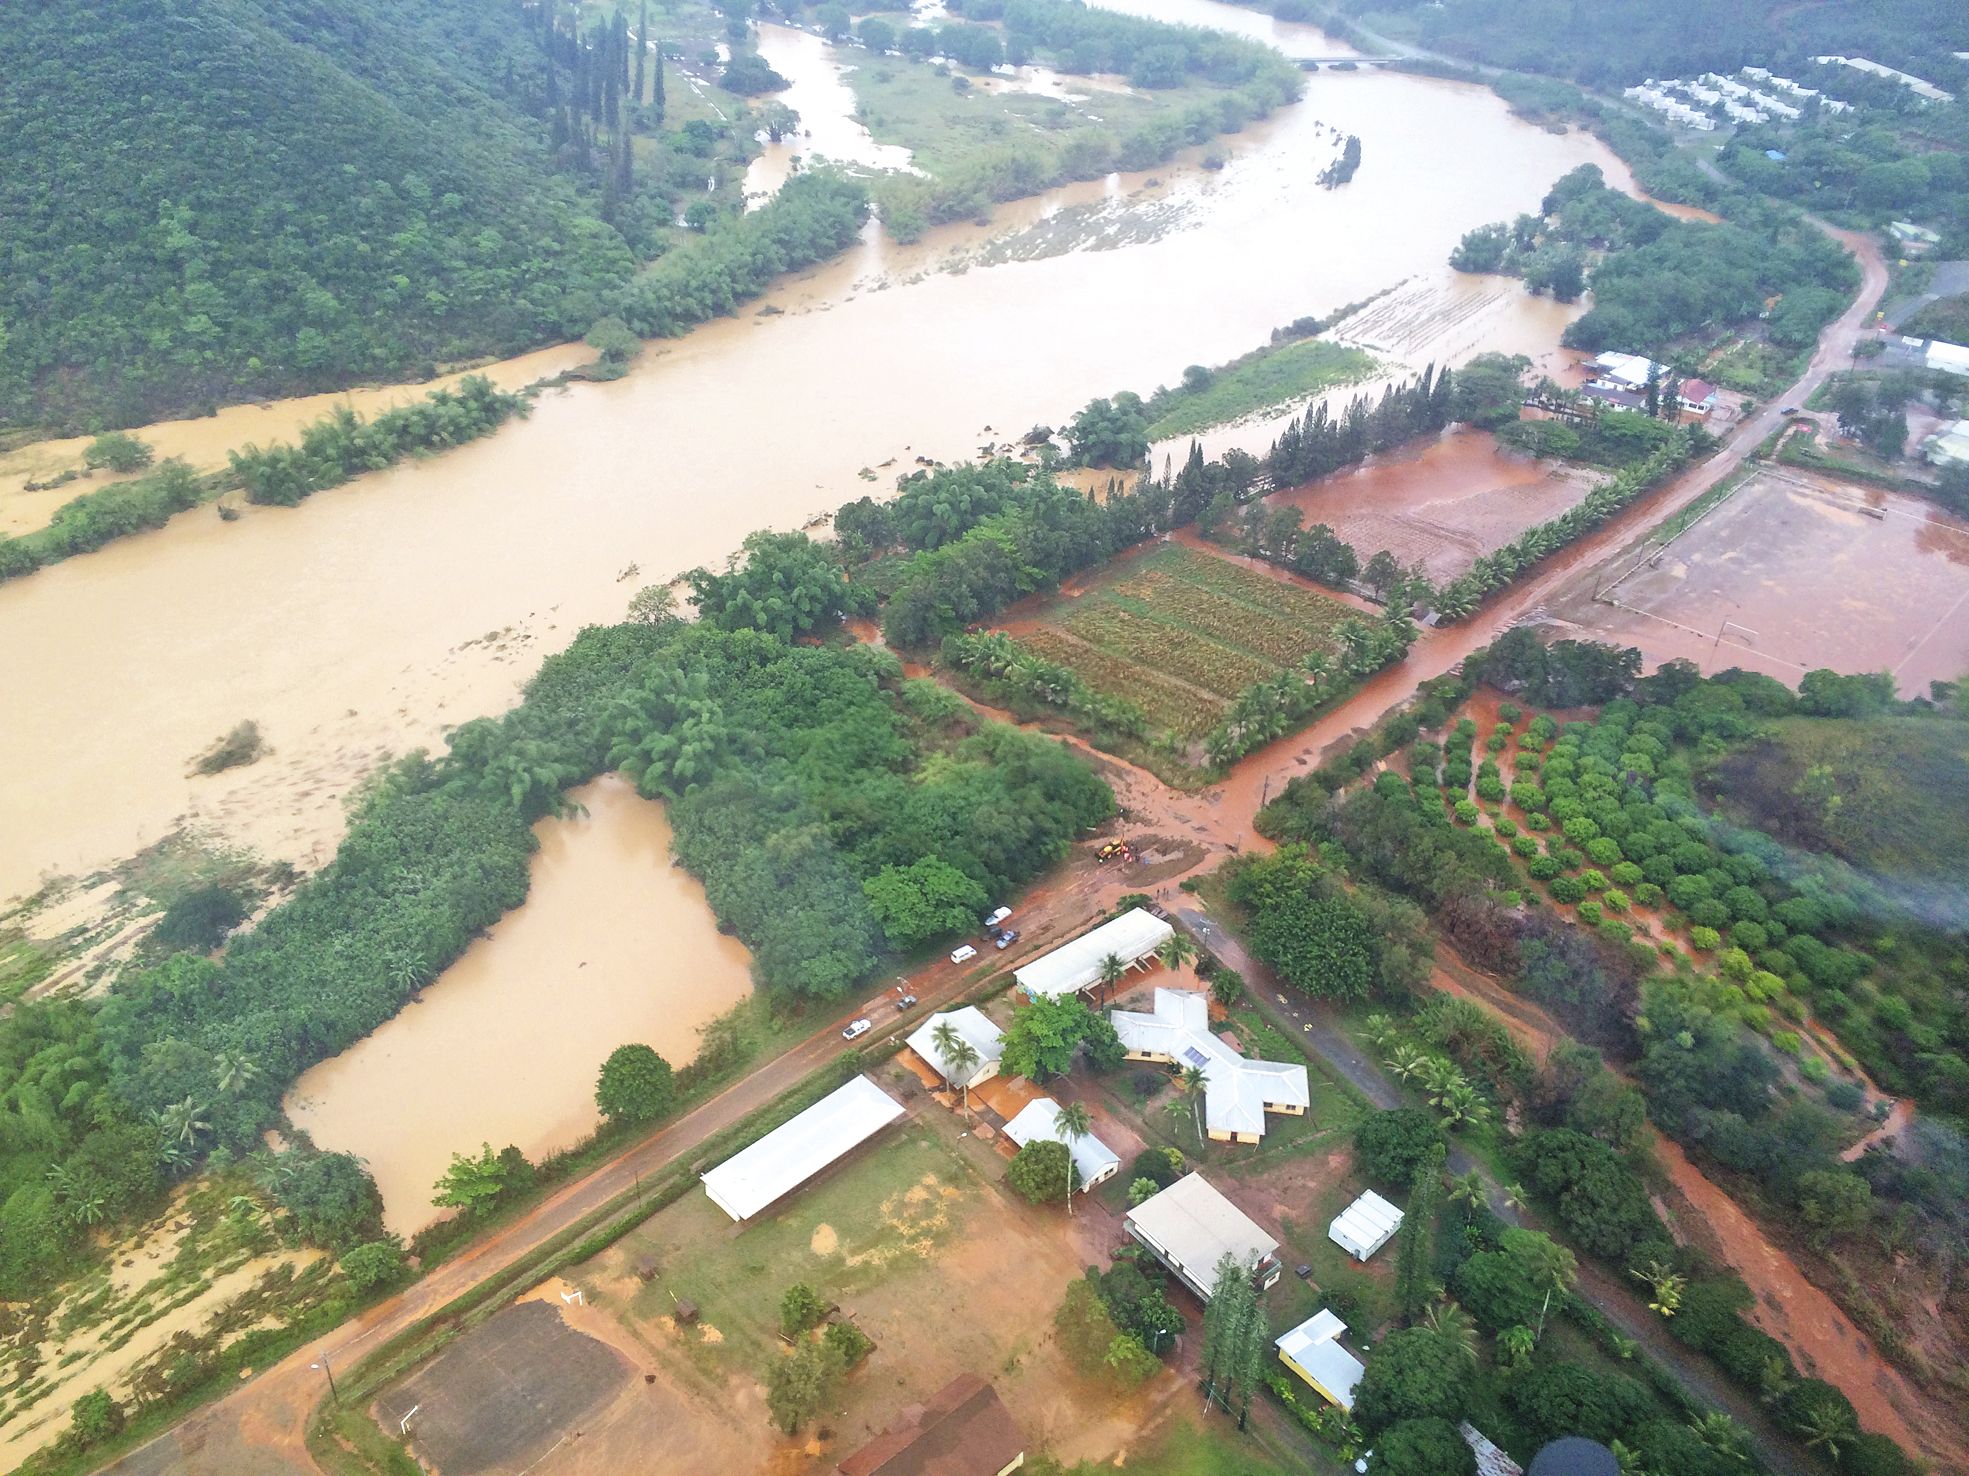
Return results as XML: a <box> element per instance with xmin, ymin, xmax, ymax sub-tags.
<box><xmin>982</xmin><ymin>906</ymin><xmax>1013</xmax><ymax>931</ymax></box>
<box><xmin>841</xmin><ymin>1017</ymin><xmax>872</xmax><ymax>1041</ymax></box>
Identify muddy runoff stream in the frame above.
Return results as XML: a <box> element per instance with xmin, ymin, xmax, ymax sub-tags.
<box><xmin>0</xmin><ymin>64</ymin><xmax>1635</xmax><ymax>907</ymax></box>
<box><xmin>285</xmin><ymin>776</ymin><xmax>753</xmax><ymax>1235</ymax></box>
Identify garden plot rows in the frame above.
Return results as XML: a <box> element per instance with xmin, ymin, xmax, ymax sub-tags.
<box><xmin>1013</xmin><ymin>545</ymin><xmax>1352</xmax><ymax>739</ymax></box>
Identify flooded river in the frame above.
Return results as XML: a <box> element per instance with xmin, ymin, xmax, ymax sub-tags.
<box><xmin>742</xmin><ymin>23</ymin><xmax>918</xmax><ymax>205</ymax></box>
<box><xmin>0</xmin><ymin>52</ymin><xmax>1636</xmax><ymax>906</ymax></box>
<box><xmin>285</xmin><ymin>775</ymin><xmax>754</xmax><ymax>1234</ymax></box>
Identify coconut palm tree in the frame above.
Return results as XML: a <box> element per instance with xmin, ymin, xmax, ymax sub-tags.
<box><xmin>1688</xmin><ymin>1411</ymin><xmax>1751</xmax><ymax>1467</ymax></box>
<box><xmin>930</xmin><ymin>1023</ymin><xmax>981</xmax><ymax>1112</ymax></box>
<box><xmin>1096</xmin><ymin>951</ymin><xmax>1128</xmax><ymax>1007</ymax></box>
<box><xmin>1796</xmin><ymin>1402</ymin><xmax>1858</xmax><ymax>1461</ymax></box>
<box><xmin>1422</xmin><ymin>1301</ymin><xmax>1478</xmax><ymax>1369</ymax></box>
<box><xmin>214</xmin><ymin>1048</ymin><xmax>260</xmax><ymax>1095</ymax></box>
<box><xmin>1055</xmin><ymin>1101</ymin><xmax>1092</xmax><ymax>1216</ymax></box>
<box><xmin>1154</xmin><ymin>931</ymin><xmax>1198</xmax><ymax>978</ymax></box>
<box><xmin>1180</xmin><ymin>1064</ymin><xmax>1208</xmax><ymax>1141</ymax></box>
<box><xmin>1447</xmin><ymin>1169</ymin><xmax>1486</xmax><ymax>1211</ymax></box>
<box><xmin>156</xmin><ymin>1096</ymin><xmax>210</xmax><ymax>1148</ymax></box>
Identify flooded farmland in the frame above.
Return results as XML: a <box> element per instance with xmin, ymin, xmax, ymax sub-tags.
<box><xmin>285</xmin><ymin>776</ymin><xmax>754</xmax><ymax>1233</ymax></box>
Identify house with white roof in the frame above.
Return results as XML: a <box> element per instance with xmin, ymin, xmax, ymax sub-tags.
<box><xmin>1110</xmin><ymin>988</ymin><xmax>1310</xmax><ymax>1144</ymax></box>
<box><xmin>1124</xmin><ymin>1172</ymin><xmax>1282</xmax><ymax>1298</ymax></box>
<box><xmin>906</xmin><ymin>1006</ymin><xmax>1004</xmax><ymax>1091</ymax></box>
<box><xmin>1002</xmin><ymin>1097</ymin><xmax>1120</xmax><ymax>1191</ymax></box>
<box><xmin>1276</xmin><ymin>1309</ymin><xmax>1365</xmax><ymax>1409</ymax></box>
<box><xmin>1013</xmin><ymin>908</ymin><xmax>1173</xmax><ymax>1002</ymax></box>
<box><xmin>1329</xmin><ymin>1188</ymin><xmax>1405</xmax><ymax>1262</ymax></box>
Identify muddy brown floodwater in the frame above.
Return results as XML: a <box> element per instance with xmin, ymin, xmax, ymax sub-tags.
<box><xmin>284</xmin><ymin>776</ymin><xmax>754</xmax><ymax>1234</ymax></box>
<box><xmin>741</xmin><ymin>23</ymin><xmax>918</xmax><ymax>206</ymax></box>
<box><xmin>0</xmin><ymin>56</ymin><xmax>1637</xmax><ymax>907</ymax></box>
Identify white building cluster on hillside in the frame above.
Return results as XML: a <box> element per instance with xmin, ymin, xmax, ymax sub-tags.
<box><xmin>1625</xmin><ymin>65</ymin><xmax>1859</xmax><ymax>130</ymax></box>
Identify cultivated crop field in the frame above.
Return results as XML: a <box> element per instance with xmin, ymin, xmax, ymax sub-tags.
<box><xmin>1004</xmin><ymin>542</ymin><xmax>1353</xmax><ymax>739</ymax></box>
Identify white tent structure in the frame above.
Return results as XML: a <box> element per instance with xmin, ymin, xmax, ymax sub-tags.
<box><xmin>1328</xmin><ymin>1189</ymin><xmax>1404</xmax><ymax>1262</ymax></box>
<box><xmin>906</xmin><ymin>1006</ymin><xmax>1004</xmax><ymax>1090</ymax></box>
<box><xmin>701</xmin><ymin>1076</ymin><xmax>904</xmax><ymax>1222</ymax></box>
<box><xmin>1002</xmin><ymin>1097</ymin><xmax>1120</xmax><ymax>1191</ymax></box>
<box><xmin>1110</xmin><ymin>988</ymin><xmax>1309</xmax><ymax>1143</ymax></box>
<box><xmin>1276</xmin><ymin>1310</ymin><xmax>1365</xmax><ymax>1410</ymax></box>
<box><xmin>1014</xmin><ymin>908</ymin><xmax>1173</xmax><ymax>1001</ymax></box>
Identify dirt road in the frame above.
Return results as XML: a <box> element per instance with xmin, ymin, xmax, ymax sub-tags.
<box><xmin>104</xmin><ymin>224</ymin><xmax>1892</xmax><ymax>1476</ymax></box>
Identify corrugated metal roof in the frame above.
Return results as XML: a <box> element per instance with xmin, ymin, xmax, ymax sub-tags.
<box><xmin>701</xmin><ymin>1076</ymin><xmax>904</xmax><ymax>1221</ymax></box>
<box><xmin>1001</xmin><ymin>1097</ymin><xmax>1120</xmax><ymax>1187</ymax></box>
<box><xmin>1124</xmin><ymin>1173</ymin><xmax>1279</xmax><ymax>1286</ymax></box>
<box><xmin>1014</xmin><ymin>909</ymin><xmax>1173</xmax><ymax>999</ymax></box>
<box><xmin>1328</xmin><ymin>1189</ymin><xmax>1404</xmax><ymax>1259</ymax></box>
<box><xmin>906</xmin><ymin>1007</ymin><xmax>1004</xmax><ymax>1085</ymax></box>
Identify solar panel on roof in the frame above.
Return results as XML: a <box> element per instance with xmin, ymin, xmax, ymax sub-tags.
<box><xmin>1182</xmin><ymin>1045</ymin><xmax>1211</xmax><ymax>1069</ymax></box>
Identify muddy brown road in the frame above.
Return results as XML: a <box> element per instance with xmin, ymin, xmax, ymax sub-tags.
<box><xmin>105</xmin><ymin>215</ymin><xmax>1893</xmax><ymax>1476</ymax></box>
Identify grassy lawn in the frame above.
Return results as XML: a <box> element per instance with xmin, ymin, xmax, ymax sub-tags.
<box><xmin>1095</xmin><ymin>1412</ymin><xmax>1313</xmax><ymax>1475</ymax></box>
<box><xmin>1146</xmin><ymin>340</ymin><xmax>1380</xmax><ymax>440</ymax></box>
<box><xmin>607</xmin><ymin>1121</ymin><xmax>984</xmax><ymax>1367</ymax></box>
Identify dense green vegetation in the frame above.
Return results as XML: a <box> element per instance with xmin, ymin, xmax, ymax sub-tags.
<box><xmin>1452</xmin><ymin>166</ymin><xmax>1858</xmax><ymax>373</ymax></box>
<box><xmin>0</xmin><ymin>610</ymin><xmax>1108</xmax><ymax>1299</ymax></box>
<box><xmin>0</xmin><ymin>0</ymin><xmax>641</xmax><ymax>431</ymax></box>
<box><xmin>1253</xmin><ymin>635</ymin><xmax>1966</xmax><ymax>1466</ymax></box>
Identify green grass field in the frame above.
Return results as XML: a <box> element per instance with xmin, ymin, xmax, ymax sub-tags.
<box><xmin>1146</xmin><ymin>340</ymin><xmax>1380</xmax><ymax>440</ymax></box>
<box><xmin>1008</xmin><ymin>543</ymin><xmax>1353</xmax><ymax>740</ymax></box>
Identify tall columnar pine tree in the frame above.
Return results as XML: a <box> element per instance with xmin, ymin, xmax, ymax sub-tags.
<box><xmin>653</xmin><ymin>39</ymin><xmax>667</xmax><ymax>125</ymax></box>
<box><xmin>1396</xmin><ymin>1143</ymin><xmax>1446</xmax><ymax>1321</ymax></box>
<box><xmin>634</xmin><ymin>0</ymin><xmax>648</xmax><ymax>104</ymax></box>
<box><xmin>1200</xmin><ymin>1253</ymin><xmax>1267</xmax><ymax>1423</ymax></box>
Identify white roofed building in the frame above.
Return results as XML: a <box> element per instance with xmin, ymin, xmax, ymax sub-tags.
<box><xmin>906</xmin><ymin>1006</ymin><xmax>1005</xmax><ymax>1091</ymax></box>
<box><xmin>1276</xmin><ymin>1309</ymin><xmax>1366</xmax><ymax>1409</ymax></box>
<box><xmin>1125</xmin><ymin>1173</ymin><xmax>1283</xmax><ymax>1299</ymax></box>
<box><xmin>701</xmin><ymin>1075</ymin><xmax>905</xmax><ymax>1221</ymax></box>
<box><xmin>1110</xmin><ymin>988</ymin><xmax>1309</xmax><ymax>1143</ymax></box>
<box><xmin>1014</xmin><ymin>908</ymin><xmax>1173</xmax><ymax>1001</ymax></box>
<box><xmin>1002</xmin><ymin>1097</ymin><xmax>1121</xmax><ymax>1190</ymax></box>
<box><xmin>1329</xmin><ymin>1189</ymin><xmax>1405</xmax><ymax>1262</ymax></box>
<box><xmin>1923</xmin><ymin>420</ymin><xmax>1969</xmax><ymax>469</ymax></box>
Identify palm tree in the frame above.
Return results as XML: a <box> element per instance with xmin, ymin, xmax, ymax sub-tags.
<box><xmin>214</xmin><ymin>1049</ymin><xmax>260</xmax><ymax>1095</ymax></box>
<box><xmin>156</xmin><ymin>1096</ymin><xmax>211</xmax><ymax>1148</ymax></box>
<box><xmin>1501</xmin><ymin>1181</ymin><xmax>1526</xmax><ymax>1212</ymax></box>
<box><xmin>1797</xmin><ymin>1402</ymin><xmax>1858</xmax><ymax>1461</ymax></box>
<box><xmin>1688</xmin><ymin>1411</ymin><xmax>1750</xmax><ymax>1467</ymax></box>
<box><xmin>1096</xmin><ymin>951</ymin><xmax>1128</xmax><ymax>1007</ymax></box>
<box><xmin>1153</xmin><ymin>931</ymin><xmax>1198</xmax><ymax>979</ymax></box>
<box><xmin>930</xmin><ymin>1022</ymin><xmax>981</xmax><ymax>1112</ymax></box>
<box><xmin>1180</xmin><ymin>1064</ymin><xmax>1208</xmax><ymax>1141</ymax></box>
<box><xmin>1422</xmin><ymin>1300</ymin><xmax>1478</xmax><ymax>1368</ymax></box>
<box><xmin>1447</xmin><ymin>1169</ymin><xmax>1486</xmax><ymax>1211</ymax></box>
<box><xmin>1055</xmin><ymin>1101</ymin><xmax>1092</xmax><ymax>1216</ymax></box>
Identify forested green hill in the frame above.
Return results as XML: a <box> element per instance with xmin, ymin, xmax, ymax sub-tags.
<box><xmin>0</xmin><ymin>0</ymin><xmax>635</xmax><ymax>431</ymax></box>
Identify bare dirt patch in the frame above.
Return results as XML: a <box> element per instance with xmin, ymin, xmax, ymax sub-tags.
<box><xmin>1263</xmin><ymin>428</ymin><xmax>1601</xmax><ymax>584</ymax></box>
<box><xmin>1555</xmin><ymin>464</ymin><xmax>1969</xmax><ymax>697</ymax></box>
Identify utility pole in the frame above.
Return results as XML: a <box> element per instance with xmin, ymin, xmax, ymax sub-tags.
<box><xmin>312</xmin><ymin>1349</ymin><xmax>339</xmax><ymax>1404</ymax></box>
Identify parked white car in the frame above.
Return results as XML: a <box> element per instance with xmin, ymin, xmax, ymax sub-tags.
<box><xmin>949</xmin><ymin>944</ymin><xmax>979</xmax><ymax>964</ymax></box>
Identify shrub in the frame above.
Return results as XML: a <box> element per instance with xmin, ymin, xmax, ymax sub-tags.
<box><xmin>1130</xmin><ymin>1146</ymin><xmax>1184</xmax><ymax>1189</ymax></box>
<box><xmin>1602</xmin><ymin>889</ymin><xmax>1630</xmax><ymax>913</ymax></box>
<box><xmin>1528</xmin><ymin>855</ymin><xmax>1560</xmax><ymax>881</ymax></box>
<box><xmin>1558</xmin><ymin>847</ymin><xmax>1587</xmax><ymax>870</ymax></box>
<box><xmin>1578</xmin><ymin>869</ymin><xmax>1607</xmax><ymax>892</ymax></box>
<box><xmin>1608</xmin><ymin>861</ymin><xmax>1643</xmax><ymax>888</ymax></box>
<box><xmin>781</xmin><ymin>1282</ymin><xmax>828</xmax><ymax>1337</ymax></box>
<box><xmin>69</xmin><ymin>1390</ymin><xmax>125</xmax><ymax>1447</ymax></box>
<box><xmin>1584</xmin><ymin>838</ymin><xmax>1623</xmax><ymax>868</ymax></box>
<box><xmin>1008</xmin><ymin>1139</ymin><xmax>1073</xmax><ymax>1203</ymax></box>
<box><xmin>1689</xmin><ymin>926</ymin><xmax>1720</xmax><ymax>951</ymax></box>
<box><xmin>1454</xmin><ymin>799</ymin><xmax>1479</xmax><ymax>824</ymax></box>
<box><xmin>1493</xmin><ymin>817</ymin><xmax>1518</xmax><ymax>838</ymax></box>
<box><xmin>1526</xmin><ymin>812</ymin><xmax>1551</xmax><ymax>831</ymax></box>
<box><xmin>340</xmin><ymin>1239</ymin><xmax>407</xmax><ymax>1292</ymax></box>
<box><xmin>1512</xmin><ymin>834</ymin><xmax>1540</xmax><ymax>858</ymax></box>
<box><xmin>1633</xmin><ymin>882</ymin><xmax>1663</xmax><ymax>907</ymax></box>
<box><xmin>1498</xmin><ymin>703</ymin><xmax>1522</xmax><ymax>722</ymax></box>
<box><xmin>1354</xmin><ymin>1109</ymin><xmax>1447</xmax><ymax>1187</ymax></box>
<box><xmin>1476</xmin><ymin>775</ymin><xmax>1505</xmax><ymax>802</ymax></box>
<box><xmin>1128</xmin><ymin>1177</ymin><xmax>1159</xmax><ymax>1206</ymax></box>
<box><xmin>824</xmin><ymin>1319</ymin><xmax>874</xmax><ymax>1365</ymax></box>
<box><xmin>1576</xmin><ymin>902</ymin><xmax>1603</xmax><ymax>926</ymax></box>
<box><xmin>85</xmin><ymin>431</ymin><xmax>155</xmax><ymax>473</ymax></box>
<box><xmin>1689</xmin><ymin>898</ymin><xmax>1732</xmax><ymax>930</ymax></box>
<box><xmin>1562</xmin><ymin>816</ymin><xmax>1601</xmax><ymax>844</ymax></box>
<box><xmin>1550</xmin><ymin>876</ymin><xmax>1586</xmax><ymax>905</ymax></box>
<box><xmin>1486</xmin><ymin>731</ymin><xmax>1509</xmax><ymax>753</ymax></box>
<box><xmin>150</xmin><ymin>884</ymin><xmax>250</xmax><ymax>953</ymax></box>
<box><xmin>1730</xmin><ymin>921</ymin><xmax>1768</xmax><ymax>953</ymax></box>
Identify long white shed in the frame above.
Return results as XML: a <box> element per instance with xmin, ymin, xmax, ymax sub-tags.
<box><xmin>701</xmin><ymin>1075</ymin><xmax>905</xmax><ymax>1222</ymax></box>
<box><xmin>1013</xmin><ymin>908</ymin><xmax>1173</xmax><ymax>1001</ymax></box>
